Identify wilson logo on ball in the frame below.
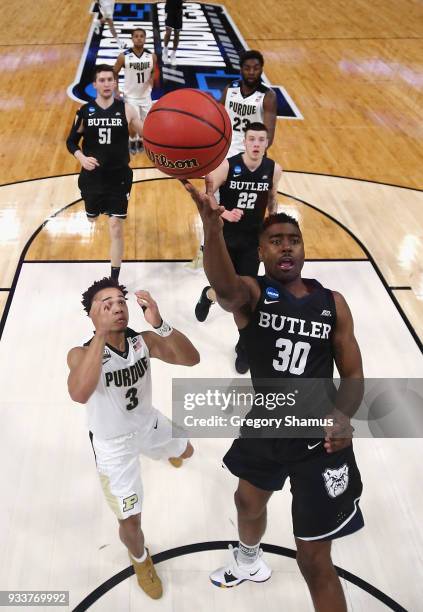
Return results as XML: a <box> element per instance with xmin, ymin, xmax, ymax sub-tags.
<box><xmin>144</xmin><ymin>147</ymin><xmax>199</xmax><ymax>171</ymax></box>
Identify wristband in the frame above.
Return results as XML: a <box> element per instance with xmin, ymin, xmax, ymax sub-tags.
<box><xmin>153</xmin><ymin>318</ymin><xmax>173</xmax><ymax>337</ymax></box>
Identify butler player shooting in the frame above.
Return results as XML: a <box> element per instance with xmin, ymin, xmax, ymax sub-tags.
<box><xmin>66</xmin><ymin>65</ymin><xmax>143</xmax><ymax>280</ymax></box>
<box><xmin>184</xmin><ymin>178</ymin><xmax>364</xmax><ymax>612</ymax></box>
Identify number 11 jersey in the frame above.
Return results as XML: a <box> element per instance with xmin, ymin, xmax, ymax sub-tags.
<box><xmin>84</xmin><ymin>328</ymin><xmax>154</xmax><ymax>439</ymax></box>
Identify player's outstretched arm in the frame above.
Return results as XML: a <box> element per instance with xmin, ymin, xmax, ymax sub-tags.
<box><xmin>324</xmin><ymin>291</ymin><xmax>364</xmax><ymax>453</ymax></box>
<box><xmin>136</xmin><ymin>290</ymin><xmax>200</xmax><ymax>366</ymax></box>
<box><xmin>67</xmin><ymin>301</ymin><xmax>118</xmax><ymax>403</ymax></box>
<box><xmin>113</xmin><ymin>53</ymin><xmax>125</xmax><ymax>98</ymax></box>
<box><xmin>182</xmin><ymin>177</ymin><xmax>255</xmax><ymax>312</ymax></box>
<box><xmin>263</xmin><ymin>89</ymin><xmax>277</xmax><ymax>148</ymax></box>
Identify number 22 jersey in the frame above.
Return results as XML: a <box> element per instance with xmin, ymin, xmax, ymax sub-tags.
<box><xmin>84</xmin><ymin>328</ymin><xmax>154</xmax><ymax>439</ymax></box>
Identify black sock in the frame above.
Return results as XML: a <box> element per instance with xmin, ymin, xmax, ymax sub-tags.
<box><xmin>111</xmin><ymin>266</ymin><xmax>120</xmax><ymax>281</ymax></box>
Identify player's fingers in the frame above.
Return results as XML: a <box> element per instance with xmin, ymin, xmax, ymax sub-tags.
<box><xmin>204</xmin><ymin>174</ymin><xmax>214</xmax><ymax>196</ymax></box>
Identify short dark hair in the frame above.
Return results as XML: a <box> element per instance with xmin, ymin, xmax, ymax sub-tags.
<box><xmin>93</xmin><ymin>64</ymin><xmax>116</xmax><ymax>81</ymax></box>
<box><xmin>132</xmin><ymin>27</ymin><xmax>146</xmax><ymax>36</ymax></box>
<box><xmin>240</xmin><ymin>50</ymin><xmax>264</xmax><ymax>68</ymax></box>
<box><xmin>81</xmin><ymin>277</ymin><xmax>128</xmax><ymax>315</ymax></box>
<box><xmin>259</xmin><ymin>213</ymin><xmax>300</xmax><ymax>237</ymax></box>
<box><xmin>245</xmin><ymin>121</ymin><xmax>268</xmax><ymax>135</ymax></box>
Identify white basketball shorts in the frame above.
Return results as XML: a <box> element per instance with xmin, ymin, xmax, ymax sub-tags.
<box><xmin>90</xmin><ymin>408</ymin><xmax>188</xmax><ymax>519</ymax></box>
<box><xmin>125</xmin><ymin>96</ymin><xmax>153</xmax><ymax>121</ymax></box>
<box><xmin>99</xmin><ymin>0</ymin><xmax>115</xmax><ymax>19</ymax></box>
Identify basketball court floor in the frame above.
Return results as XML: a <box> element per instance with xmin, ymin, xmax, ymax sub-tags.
<box><xmin>0</xmin><ymin>1</ymin><xmax>422</xmax><ymax>610</ymax></box>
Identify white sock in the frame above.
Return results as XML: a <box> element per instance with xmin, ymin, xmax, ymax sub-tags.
<box><xmin>237</xmin><ymin>540</ymin><xmax>260</xmax><ymax>566</ymax></box>
<box><xmin>132</xmin><ymin>548</ymin><xmax>147</xmax><ymax>563</ymax></box>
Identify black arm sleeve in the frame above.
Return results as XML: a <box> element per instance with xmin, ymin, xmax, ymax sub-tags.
<box><xmin>66</xmin><ymin>110</ymin><xmax>83</xmax><ymax>155</ymax></box>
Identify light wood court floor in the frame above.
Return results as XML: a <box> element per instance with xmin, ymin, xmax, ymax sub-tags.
<box><xmin>0</xmin><ymin>1</ymin><xmax>422</xmax><ymax>610</ymax></box>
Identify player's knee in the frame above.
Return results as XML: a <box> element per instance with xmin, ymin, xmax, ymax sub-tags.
<box><xmin>234</xmin><ymin>489</ymin><xmax>266</xmax><ymax>521</ymax></box>
<box><xmin>119</xmin><ymin>513</ymin><xmax>141</xmax><ymax>535</ymax></box>
<box><xmin>109</xmin><ymin>217</ymin><xmax>123</xmax><ymax>237</ymax></box>
<box><xmin>180</xmin><ymin>441</ymin><xmax>194</xmax><ymax>459</ymax></box>
<box><xmin>296</xmin><ymin>543</ymin><xmax>332</xmax><ymax>582</ymax></box>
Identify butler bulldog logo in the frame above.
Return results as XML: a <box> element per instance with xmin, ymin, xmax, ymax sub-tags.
<box><xmin>68</xmin><ymin>2</ymin><xmax>302</xmax><ymax>120</ymax></box>
<box><xmin>323</xmin><ymin>464</ymin><xmax>349</xmax><ymax>498</ymax></box>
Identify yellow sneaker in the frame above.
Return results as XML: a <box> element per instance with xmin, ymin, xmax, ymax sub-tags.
<box><xmin>129</xmin><ymin>549</ymin><xmax>163</xmax><ymax>599</ymax></box>
<box><xmin>168</xmin><ymin>457</ymin><xmax>183</xmax><ymax>468</ymax></box>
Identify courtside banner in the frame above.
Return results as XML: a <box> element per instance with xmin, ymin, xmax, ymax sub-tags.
<box><xmin>68</xmin><ymin>2</ymin><xmax>302</xmax><ymax>119</ymax></box>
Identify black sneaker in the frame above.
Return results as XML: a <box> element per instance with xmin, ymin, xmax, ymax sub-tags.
<box><xmin>137</xmin><ymin>139</ymin><xmax>144</xmax><ymax>153</ymax></box>
<box><xmin>129</xmin><ymin>140</ymin><xmax>138</xmax><ymax>155</ymax></box>
<box><xmin>195</xmin><ymin>286</ymin><xmax>213</xmax><ymax>322</ymax></box>
<box><xmin>235</xmin><ymin>345</ymin><xmax>249</xmax><ymax>374</ymax></box>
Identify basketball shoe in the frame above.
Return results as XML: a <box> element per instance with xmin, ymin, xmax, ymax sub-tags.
<box><xmin>170</xmin><ymin>51</ymin><xmax>177</xmax><ymax>65</ymax></box>
<box><xmin>162</xmin><ymin>46</ymin><xmax>169</xmax><ymax>63</ymax></box>
<box><xmin>129</xmin><ymin>549</ymin><xmax>162</xmax><ymax>599</ymax></box>
<box><xmin>210</xmin><ymin>545</ymin><xmax>272</xmax><ymax>588</ymax></box>
<box><xmin>195</xmin><ymin>286</ymin><xmax>214</xmax><ymax>322</ymax></box>
<box><xmin>93</xmin><ymin>18</ymin><xmax>101</xmax><ymax>35</ymax></box>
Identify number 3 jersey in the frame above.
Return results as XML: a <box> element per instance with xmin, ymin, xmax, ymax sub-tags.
<box><xmin>220</xmin><ymin>153</ymin><xmax>275</xmax><ymax>248</ymax></box>
<box><xmin>84</xmin><ymin>328</ymin><xmax>154</xmax><ymax>439</ymax></box>
<box><xmin>225</xmin><ymin>80</ymin><xmax>269</xmax><ymax>158</ymax></box>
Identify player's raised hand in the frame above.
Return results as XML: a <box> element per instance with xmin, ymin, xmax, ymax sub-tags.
<box><xmin>324</xmin><ymin>410</ymin><xmax>354</xmax><ymax>453</ymax></box>
<box><xmin>89</xmin><ymin>300</ymin><xmax>116</xmax><ymax>334</ymax></box>
<box><xmin>135</xmin><ymin>290</ymin><xmax>162</xmax><ymax>327</ymax></box>
<box><xmin>181</xmin><ymin>175</ymin><xmax>225</xmax><ymax>230</ymax></box>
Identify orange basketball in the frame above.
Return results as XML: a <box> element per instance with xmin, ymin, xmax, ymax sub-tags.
<box><xmin>143</xmin><ymin>89</ymin><xmax>232</xmax><ymax>178</ymax></box>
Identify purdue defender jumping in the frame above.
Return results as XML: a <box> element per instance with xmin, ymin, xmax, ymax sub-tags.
<box><xmin>195</xmin><ymin>123</ymin><xmax>282</xmax><ymax>374</ymax></box>
<box><xmin>185</xmin><ymin>180</ymin><xmax>364</xmax><ymax>612</ymax></box>
<box><xmin>114</xmin><ymin>28</ymin><xmax>157</xmax><ymax>154</ymax></box>
<box><xmin>222</xmin><ymin>50</ymin><xmax>277</xmax><ymax>158</ymax></box>
<box><xmin>67</xmin><ymin>277</ymin><xmax>199</xmax><ymax>599</ymax></box>
<box><xmin>66</xmin><ymin>65</ymin><xmax>143</xmax><ymax>280</ymax></box>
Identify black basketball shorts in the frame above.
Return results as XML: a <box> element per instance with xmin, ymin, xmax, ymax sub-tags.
<box><xmin>226</xmin><ymin>243</ymin><xmax>260</xmax><ymax>277</ymax></box>
<box><xmin>78</xmin><ymin>166</ymin><xmax>133</xmax><ymax>219</ymax></box>
<box><xmin>165</xmin><ymin>5</ymin><xmax>183</xmax><ymax>30</ymax></box>
<box><xmin>223</xmin><ymin>438</ymin><xmax>364</xmax><ymax>541</ymax></box>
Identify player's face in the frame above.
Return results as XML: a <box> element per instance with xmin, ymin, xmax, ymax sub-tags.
<box><xmin>93</xmin><ymin>71</ymin><xmax>117</xmax><ymax>99</ymax></box>
<box><xmin>244</xmin><ymin>130</ymin><xmax>268</xmax><ymax>160</ymax></box>
<box><xmin>240</xmin><ymin>59</ymin><xmax>263</xmax><ymax>88</ymax></box>
<box><xmin>91</xmin><ymin>287</ymin><xmax>129</xmax><ymax>331</ymax></box>
<box><xmin>259</xmin><ymin>223</ymin><xmax>305</xmax><ymax>283</ymax></box>
<box><xmin>132</xmin><ymin>31</ymin><xmax>146</xmax><ymax>47</ymax></box>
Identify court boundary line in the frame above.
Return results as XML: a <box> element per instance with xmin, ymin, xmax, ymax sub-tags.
<box><xmin>0</xmin><ymin>168</ymin><xmax>422</xmax><ymax>192</ymax></box>
<box><xmin>71</xmin><ymin>541</ymin><xmax>408</xmax><ymax>612</ymax></box>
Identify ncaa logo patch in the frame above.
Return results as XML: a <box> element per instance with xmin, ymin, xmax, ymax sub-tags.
<box><xmin>233</xmin><ymin>165</ymin><xmax>242</xmax><ymax>175</ymax></box>
<box><xmin>68</xmin><ymin>2</ymin><xmax>302</xmax><ymax>120</ymax></box>
<box><xmin>323</xmin><ymin>464</ymin><xmax>349</xmax><ymax>499</ymax></box>
<box><xmin>265</xmin><ymin>287</ymin><xmax>280</xmax><ymax>300</ymax></box>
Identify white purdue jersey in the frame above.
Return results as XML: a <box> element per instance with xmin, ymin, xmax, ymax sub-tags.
<box><xmin>85</xmin><ymin>328</ymin><xmax>154</xmax><ymax>439</ymax></box>
<box><xmin>123</xmin><ymin>48</ymin><xmax>154</xmax><ymax>100</ymax></box>
<box><xmin>225</xmin><ymin>79</ymin><xmax>269</xmax><ymax>158</ymax></box>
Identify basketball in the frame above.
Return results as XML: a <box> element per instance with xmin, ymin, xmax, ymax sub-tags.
<box><xmin>143</xmin><ymin>89</ymin><xmax>232</xmax><ymax>178</ymax></box>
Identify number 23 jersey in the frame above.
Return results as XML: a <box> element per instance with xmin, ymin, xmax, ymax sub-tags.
<box><xmin>225</xmin><ymin>79</ymin><xmax>268</xmax><ymax>158</ymax></box>
<box><xmin>84</xmin><ymin>328</ymin><xmax>154</xmax><ymax>439</ymax></box>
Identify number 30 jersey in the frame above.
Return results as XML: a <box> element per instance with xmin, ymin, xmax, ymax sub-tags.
<box><xmin>241</xmin><ymin>277</ymin><xmax>336</xmax><ymax>384</ymax></box>
<box><xmin>225</xmin><ymin>80</ymin><xmax>269</xmax><ymax>158</ymax></box>
<box><xmin>220</xmin><ymin>153</ymin><xmax>275</xmax><ymax>248</ymax></box>
<box><xmin>84</xmin><ymin>328</ymin><xmax>154</xmax><ymax>439</ymax></box>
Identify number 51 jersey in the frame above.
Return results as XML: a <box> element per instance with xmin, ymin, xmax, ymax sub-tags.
<box><xmin>84</xmin><ymin>328</ymin><xmax>154</xmax><ymax>439</ymax></box>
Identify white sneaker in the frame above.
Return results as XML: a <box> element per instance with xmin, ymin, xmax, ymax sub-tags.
<box><xmin>93</xmin><ymin>18</ymin><xmax>101</xmax><ymax>35</ymax></box>
<box><xmin>162</xmin><ymin>47</ymin><xmax>169</xmax><ymax>63</ymax></box>
<box><xmin>117</xmin><ymin>39</ymin><xmax>127</xmax><ymax>50</ymax></box>
<box><xmin>170</xmin><ymin>51</ymin><xmax>177</xmax><ymax>65</ymax></box>
<box><xmin>209</xmin><ymin>545</ymin><xmax>272</xmax><ymax>588</ymax></box>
